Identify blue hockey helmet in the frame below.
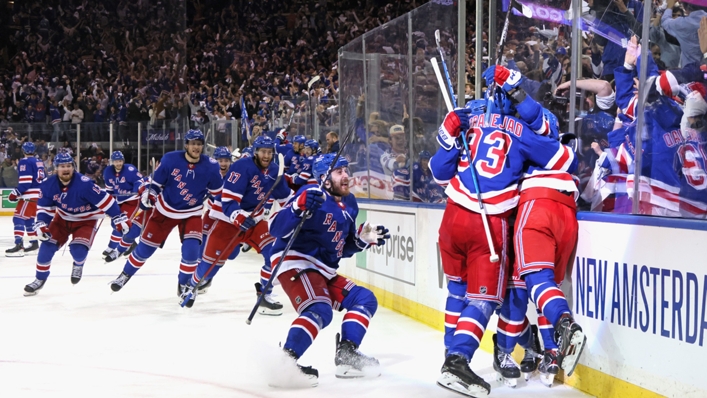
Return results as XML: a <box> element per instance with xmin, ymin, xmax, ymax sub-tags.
<box><xmin>241</xmin><ymin>147</ymin><xmax>254</xmax><ymax>158</ymax></box>
<box><xmin>313</xmin><ymin>153</ymin><xmax>349</xmax><ymax>182</ymax></box>
<box><xmin>292</xmin><ymin>135</ymin><xmax>306</xmax><ymax>144</ymax></box>
<box><xmin>542</xmin><ymin>109</ymin><xmax>561</xmax><ymax>140</ymax></box>
<box><xmin>419</xmin><ymin>150</ymin><xmax>432</xmax><ymax>160</ymax></box>
<box><xmin>185</xmin><ymin>129</ymin><xmax>205</xmax><ymax>143</ymax></box>
<box><xmin>213</xmin><ymin>146</ymin><xmax>232</xmax><ymax>159</ymax></box>
<box><xmin>465</xmin><ymin>99</ymin><xmax>487</xmax><ymax>114</ymax></box>
<box><xmin>486</xmin><ymin>88</ymin><xmax>515</xmax><ymax>115</ymax></box>
<box><xmin>110</xmin><ymin>151</ymin><xmax>125</xmax><ymax>161</ymax></box>
<box><xmin>22</xmin><ymin>142</ymin><xmax>36</xmax><ymax>154</ymax></box>
<box><xmin>54</xmin><ymin>152</ymin><xmax>74</xmax><ymax>166</ymax></box>
<box><xmin>304</xmin><ymin>139</ymin><xmax>320</xmax><ymax>153</ymax></box>
<box><xmin>253</xmin><ymin>135</ymin><xmax>275</xmax><ymax>151</ymax></box>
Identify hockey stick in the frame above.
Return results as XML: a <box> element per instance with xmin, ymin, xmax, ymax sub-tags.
<box><xmin>431</xmin><ymin>56</ymin><xmax>499</xmax><ymax>263</ymax></box>
<box><xmin>484</xmin><ymin>0</ymin><xmax>515</xmax><ymax>126</ymax></box>
<box><xmin>434</xmin><ymin>30</ymin><xmax>457</xmax><ymax>109</ymax></box>
<box><xmin>179</xmin><ymin>152</ymin><xmax>285</xmax><ymax>307</ymax></box>
<box><xmin>246</xmin><ymin>96</ymin><xmax>357</xmax><ymax>325</ymax></box>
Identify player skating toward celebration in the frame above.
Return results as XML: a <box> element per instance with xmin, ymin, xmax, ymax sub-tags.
<box><xmin>431</xmin><ymin>79</ymin><xmax>577</xmax><ymax>396</ymax></box>
<box><xmin>104</xmin><ymin>175</ymin><xmax>150</xmax><ymax>263</ymax></box>
<box><xmin>179</xmin><ymin>137</ymin><xmax>291</xmax><ymax>311</ymax></box>
<box><xmin>484</xmin><ymin>66</ymin><xmax>586</xmax><ymax>387</ymax></box>
<box><xmin>101</xmin><ymin>151</ymin><xmax>142</xmax><ymax>261</ymax></box>
<box><xmin>292</xmin><ymin>139</ymin><xmax>320</xmax><ymax>187</ymax></box>
<box><xmin>5</xmin><ymin>142</ymin><xmax>45</xmax><ymax>257</ymax></box>
<box><xmin>109</xmin><ymin>129</ymin><xmax>223</xmax><ymax>294</ymax></box>
<box><xmin>23</xmin><ymin>152</ymin><xmax>128</xmax><ymax>296</ymax></box>
<box><xmin>268</xmin><ymin>153</ymin><xmax>390</xmax><ymax>387</ymax></box>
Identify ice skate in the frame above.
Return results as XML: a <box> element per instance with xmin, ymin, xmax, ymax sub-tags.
<box><xmin>24</xmin><ymin>278</ymin><xmax>46</xmax><ymax>296</ymax></box>
<box><xmin>437</xmin><ymin>354</ymin><xmax>490</xmax><ymax>397</ymax></box>
<box><xmin>102</xmin><ymin>248</ymin><xmax>112</xmax><ymax>257</ymax></box>
<box><xmin>538</xmin><ymin>349</ymin><xmax>559</xmax><ymax>387</ymax></box>
<box><xmin>24</xmin><ymin>241</ymin><xmax>39</xmax><ymax>255</ymax></box>
<box><xmin>241</xmin><ymin>243</ymin><xmax>252</xmax><ymax>253</ymax></box>
<box><xmin>103</xmin><ymin>249</ymin><xmax>120</xmax><ymax>263</ymax></box>
<box><xmin>492</xmin><ymin>334</ymin><xmax>520</xmax><ymax>388</ymax></box>
<box><xmin>555</xmin><ymin>314</ymin><xmax>586</xmax><ymax>377</ymax></box>
<box><xmin>179</xmin><ymin>284</ymin><xmax>197</xmax><ymax>308</ymax></box>
<box><xmin>268</xmin><ymin>348</ymin><xmax>319</xmax><ymax>388</ymax></box>
<box><xmin>196</xmin><ymin>278</ymin><xmax>212</xmax><ymax>295</ymax></box>
<box><xmin>5</xmin><ymin>242</ymin><xmax>24</xmax><ymax>257</ymax></box>
<box><xmin>521</xmin><ymin>324</ymin><xmax>541</xmax><ymax>381</ymax></box>
<box><xmin>70</xmin><ymin>264</ymin><xmax>84</xmax><ymax>284</ymax></box>
<box><xmin>334</xmin><ymin>333</ymin><xmax>380</xmax><ymax>378</ymax></box>
<box><xmin>178</xmin><ymin>282</ymin><xmax>190</xmax><ymax>298</ymax></box>
<box><xmin>124</xmin><ymin>242</ymin><xmax>137</xmax><ymax>256</ymax></box>
<box><xmin>255</xmin><ymin>282</ymin><xmax>283</xmax><ymax>316</ymax></box>
<box><xmin>110</xmin><ymin>272</ymin><xmax>132</xmax><ymax>292</ymax></box>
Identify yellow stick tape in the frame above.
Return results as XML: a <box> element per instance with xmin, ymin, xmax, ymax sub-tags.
<box><xmin>343</xmin><ymin>275</ymin><xmax>664</xmax><ymax>398</ymax></box>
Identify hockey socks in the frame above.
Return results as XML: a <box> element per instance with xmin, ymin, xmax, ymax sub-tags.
<box><xmin>444</xmin><ymin>281</ymin><xmax>467</xmax><ymax>349</ymax></box>
<box><xmin>340</xmin><ymin>287</ymin><xmax>378</xmax><ymax>347</ymax></box>
<box><xmin>178</xmin><ymin>238</ymin><xmax>200</xmax><ymax>285</ymax></box>
<box><xmin>497</xmin><ymin>287</ymin><xmax>531</xmax><ymax>353</ymax></box>
<box><xmin>448</xmin><ymin>299</ymin><xmax>495</xmax><ymax>360</ymax></box>
<box><xmin>35</xmin><ymin>241</ymin><xmax>59</xmax><ymax>280</ymax></box>
<box><xmin>537</xmin><ymin>313</ymin><xmax>558</xmax><ymax>350</ymax></box>
<box><xmin>123</xmin><ymin>242</ymin><xmax>157</xmax><ymax>276</ymax></box>
<box><xmin>191</xmin><ymin>260</ymin><xmax>223</xmax><ymax>286</ymax></box>
<box><xmin>108</xmin><ymin>229</ymin><xmax>122</xmax><ymax>250</ymax></box>
<box><xmin>25</xmin><ymin>218</ymin><xmax>37</xmax><ymax>243</ymax></box>
<box><xmin>526</xmin><ymin>269</ymin><xmax>571</xmax><ymax>326</ymax></box>
<box><xmin>284</xmin><ymin>302</ymin><xmax>333</xmax><ymax>358</ymax></box>
<box><xmin>13</xmin><ymin>216</ymin><xmax>25</xmax><ymax>244</ymax></box>
<box><xmin>258</xmin><ymin>243</ymin><xmax>273</xmax><ymax>291</ymax></box>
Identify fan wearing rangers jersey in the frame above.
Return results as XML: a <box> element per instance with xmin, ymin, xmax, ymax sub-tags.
<box><xmin>101</xmin><ymin>151</ymin><xmax>142</xmax><ymax>261</ymax></box>
<box><xmin>485</xmin><ymin>64</ymin><xmax>587</xmax><ymax>388</ymax></box>
<box><xmin>431</xmin><ymin>74</ymin><xmax>577</xmax><ymax>396</ymax></box>
<box><xmin>109</xmin><ymin>129</ymin><xmax>223</xmax><ymax>295</ymax></box>
<box><xmin>293</xmin><ymin>139</ymin><xmax>320</xmax><ymax>188</ymax></box>
<box><xmin>380</xmin><ymin>124</ymin><xmax>410</xmax><ymax>200</ymax></box>
<box><xmin>23</xmin><ymin>152</ymin><xmax>128</xmax><ymax>296</ymax></box>
<box><xmin>268</xmin><ymin>153</ymin><xmax>390</xmax><ymax>387</ymax></box>
<box><xmin>179</xmin><ymin>137</ymin><xmax>291</xmax><ymax>311</ymax></box>
<box><xmin>5</xmin><ymin>142</ymin><xmax>45</xmax><ymax>257</ymax></box>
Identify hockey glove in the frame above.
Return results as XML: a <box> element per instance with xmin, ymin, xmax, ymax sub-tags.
<box><xmin>355</xmin><ymin>222</ymin><xmax>391</xmax><ymax>250</ymax></box>
<box><xmin>139</xmin><ymin>186</ymin><xmax>157</xmax><ymax>210</ymax></box>
<box><xmin>230</xmin><ymin>209</ymin><xmax>256</xmax><ymax>232</ymax></box>
<box><xmin>292</xmin><ymin>187</ymin><xmax>325</xmax><ymax>216</ymax></box>
<box><xmin>111</xmin><ymin>213</ymin><xmax>130</xmax><ymax>234</ymax></box>
<box><xmin>276</xmin><ymin>129</ymin><xmax>288</xmax><ymax>142</ymax></box>
<box><xmin>7</xmin><ymin>189</ymin><xmax>20</xmax><ymax>203</ymax></box>
<box><xmin>483</xmin><ymin>65</ymin><xmax>523</xmax><ymax>94</ymax></box>
<box><xmin>438</xmin><ymin>108</ymin><xmax>471</xmax><ymax>151</ymax></box>
<box><xmin>33</xmin><ymin>221</ymin><xmax>51</xmax><ymax>241</ymax></box>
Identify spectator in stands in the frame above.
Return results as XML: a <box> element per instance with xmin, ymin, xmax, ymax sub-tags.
<box><xmin>326</xmin><ymin>131</ymin><xmax>339</xmax><ymax>153</ymax></box>
<box><xmin>661</xmin><ymin>0</ymin><xmax>707</xmax><ymax>66</ymax></box>
<box><xmin>0</xmin><ymin>157</ymin><xmax>18</xmax><ymax>188</ymax></box>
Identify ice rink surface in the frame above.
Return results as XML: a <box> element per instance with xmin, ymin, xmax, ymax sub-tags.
<box><xmin>0</xmin><ymin>217</ymin><xmax>590</xmax><ymax>397</ymax></box>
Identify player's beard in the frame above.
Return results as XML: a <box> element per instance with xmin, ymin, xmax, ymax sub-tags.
<box><xmin>185</xmin><ymin>144</ymin><xmax>202</xmax><ymax>162</ymax></box>
<box><xmin>327</xmin><ymin>176</ymin><xmax>350</xmax><ymax>198</ymax></box>
<box><xmin>255</xmin><ymin>154</ymin><xmax>272</xmax><ymax>169</ymax></box>
<box><xmin>58</xmin><ymin>169</ymin><xmax>73</xmax><ymax>184</ymax></box>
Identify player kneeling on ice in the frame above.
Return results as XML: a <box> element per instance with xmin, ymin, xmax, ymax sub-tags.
<box><xmin>179</xmin><ymin>137</ymin><xmax>291</xmax><ymax>311</ymax></box>
<box><xmin>24</xmin><ymin>152</ymin><xmax>128</xmax><ymax>296</ymax></box>
<box><xmin>267</xmin><ymin>153</ymin><xmax>390</xmax><ymax>387</ymax></box>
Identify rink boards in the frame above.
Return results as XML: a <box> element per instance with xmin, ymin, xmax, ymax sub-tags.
<box><xmin>338</xmin><ymin>200</ymin><xmax>707</xmax><ymax>398</ymax></box>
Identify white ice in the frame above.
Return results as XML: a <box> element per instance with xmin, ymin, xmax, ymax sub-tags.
<box><xmin>0</xmin><ymin>217</ymin><xmax>591</xmax><ymax>397</ymax></box>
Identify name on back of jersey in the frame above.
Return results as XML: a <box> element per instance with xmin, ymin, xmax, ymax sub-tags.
<box><xmin>469</xmin><ymin>113</ymin><xmax>524</xmax><ymax>137</ymax></box>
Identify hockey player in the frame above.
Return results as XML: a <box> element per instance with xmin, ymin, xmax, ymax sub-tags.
<box><xmin>284</xmin><ymin>135</ymin><xmax>306</xmax><ymax>189</ymax></box>
<box><xmin>104</xmin><ymin>176</ymin><xmax>151</xmax><ymax>263</ymax></box>
<box><xmin>23</xmin><ymin>152</ymin><xmax>128</xmax><ymax>296</ymax></box>
<box><xmin>109</xmin><ymin>129</ymin><xmax>223</xmax><ymax>294</ymax></box>
<box><xmin>5</xmin><ymin>141</ymin><xmax>45</xmax><ymax>257</ymax></box>
<box><xmin>179</xmin><ymin>136</ymin><xmax>291</xmax><ymax>311</ymax></box>
<box><xmin>484</xmin><ymin>65</ymin><xmax>586</xmax><ymax>387</ymax></box>
<box><xmin>268</xmin><ymin>153</ymin><xmax>390</xmax><ymax>386</ymax></box>
<box><xmin>101</xmin><ymin>151</ymin><xmax>142</xmax><ymax>261</ymax></box>
<box><xmin>293</xmin><ymin>139</ymin><xmax>320</xmax><ymax>187</ymax></box>
<box><xmin>431</xmin><ymin>77</ymin><xmax>577</xmax><ymax>396</ymax></box>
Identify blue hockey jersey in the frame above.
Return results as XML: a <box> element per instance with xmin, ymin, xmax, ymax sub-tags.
<box><xmin>294</xmin><ymin>156</ymin><xmax>317</xmax><ymax>186</ymax></box>
<box><xmin>17</xmin><ymin>156</ymin><xmax>45</xmax><ymax>200</ymax></box>
<box><xmin>37</xmin><ymin>172</ymin><xmax>121</xmax><ymax>223</ymax></box>
<box><xmin>211</xmin><ymin>156</ymin><xmax>292</xmax><ymax>223</ymax></box>
<box><xmin>270</xmin><ymin>186</ymin><xmax>365</xmax><ymax>280</ymax></box>
<box><xmin>150</xmin><ymin>151</ymin><xmax>223</xmax><ymax>219</ymax></box>
<box><xmin>103</xmin><ymin>163</ymin><xmax>143</xmax><ymax>204</ymax></box>
<box><xmin>284</xmin><ymin>148</ymin><xmax>302</xmax><ymax>175</ymax></box>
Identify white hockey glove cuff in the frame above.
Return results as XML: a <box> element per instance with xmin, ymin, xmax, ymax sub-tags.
<box><xmin>33</xmin><ymin>221</ymin><xmax>51</xmax><ymax>241</ymax></box>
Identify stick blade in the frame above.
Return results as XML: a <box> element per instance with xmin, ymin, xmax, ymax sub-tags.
<box><xmin>277</xmin><ymin>153</ymin><xmax>285</xmax><ymax>177</ymax></box>
<box><xmin>435</xmin><ymin>29</ymin><xmax>441</xmax><ymax>45</ymax></box>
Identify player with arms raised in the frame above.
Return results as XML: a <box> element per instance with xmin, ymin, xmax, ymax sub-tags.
<box><xmin>101</xmin><ymin>151</ymin><xmax>142</xmax><ymax>261</ymax></box>
<box><xmin>109</xmin><ymin>129</ymin><xmax>223</xmax><ymax>294</ymax></box>
<box><xmin>5</xmin><ymin>142</ymin><xmax>45</xmax><ymax>257</ymax></box>
<box><xmin>268</xmin><ymin>153</ymin><xmax>390</xmax><ymax>386</ymax></box>
<box><xmin>24</xmin><ymin>152</ymin><xmax>128</xmax><ymax>295</ymax></box>
<box><xmin>431</xmin><ymin>78</ymin><xmax>577</xmax><ymax>396</ymax></box>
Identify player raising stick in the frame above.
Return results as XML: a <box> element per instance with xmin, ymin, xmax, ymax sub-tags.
<box><xmin>109</xmin><ymin>129</ymin><xmax>223</xmax><ymax>295</ymax></box>
<box><xmin>5</xmin><ymin>141</ymin><xmax>45</xmax><ymax>257</ymax></box>
<box><xmin>24</xmin><ymin>152</ymin><xmax>128</xmax><ymax>296</ymax></box>
<box><xmin>179</xmin><ymin>137</ymin><xmax>291</xmax><ymax>311</ymax></box>
<box><xmin>268</xmin><ymin>153</ymin><xmax>390</xmax><ymax>387</ymax></box>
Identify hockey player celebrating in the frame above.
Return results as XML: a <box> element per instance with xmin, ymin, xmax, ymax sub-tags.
<box><xmin>431</xmin><ymin>78</ymin><xmax>577</xmax><ymax>396</ymax></box>
<box><xmin>485</xmin><ymin>64</ymin><xmax>587</xmax><ymax>388</ymax></box>
<box><xmin>180</xmin><ymin>136</ymin><xmax>291</xmax><ymax>311</ymax></box>
<box><xmin>101</xmin><ymin>151</ymin><xmax>142</xmax><ymax>261</ymax></box>
<box><xmin>268</xmin><ymin>153</ymin><xmax>390</xmax><ymax>386</ymax></box>
<box><xmin>292</xmin><ymin>139</ymin><xmax>320</xmax><ymax>187</ymax></box>
<box><xmin>109</xmin><ymin>129</ymin><xmax>223</xmax><ymax>294</ymax></box>
<box><xmin>23</xmin><ymin>152</ymin><xmax>128</xmax><ymax>296</ymax></box>
<box><xmin>5</xmin><ymin>141</ymin><xmax>45</xmax><ymax>257</ymax></box>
